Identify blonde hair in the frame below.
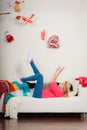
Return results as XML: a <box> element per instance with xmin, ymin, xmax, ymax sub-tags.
<box><xmin>63</xmin><ymin>81</ymin><xmax>71</xmax><ymax>97</ymax></box>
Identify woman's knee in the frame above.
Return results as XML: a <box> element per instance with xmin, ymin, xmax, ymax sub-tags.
<box><xmin>39</xmin><ymin>73</ymin><xmax>43</xmax><ymax>80</ymax></box>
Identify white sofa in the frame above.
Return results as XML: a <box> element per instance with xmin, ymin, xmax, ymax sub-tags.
<box><xmin>0</xmin><ymin>85</ymin><xmax>87</xmax><ymax>119</ymax></box>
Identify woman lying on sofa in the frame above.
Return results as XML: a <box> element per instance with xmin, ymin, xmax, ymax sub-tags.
<box><xmin>15</xmin><ymin>56</ymin><xmax>78</xmax><ymax>98</ymax></box>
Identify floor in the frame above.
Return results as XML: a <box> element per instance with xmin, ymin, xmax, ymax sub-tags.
<box><xmin>0</xmin><ymin>114</ymin><xmax>87</xmax><ymax>130</ymax></box>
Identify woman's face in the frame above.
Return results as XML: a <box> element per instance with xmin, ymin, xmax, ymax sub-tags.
<box><xmin>59</xmin><ymin>82</ymin><xmax>65</xmax><ymax>89</ymax></box>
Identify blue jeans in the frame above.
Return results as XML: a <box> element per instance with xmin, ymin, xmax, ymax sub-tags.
<box><xmin>21</xmin><ymin>60</ymin><xmax>43</xmax><ymax>98</ymax></box>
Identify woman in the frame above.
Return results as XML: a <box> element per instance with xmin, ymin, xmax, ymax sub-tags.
<box><xmin>42</xmin><ymin>67</ymin><xmax>78</xmax><ymax>98</ymax></box>
<box><xmin>17</xmin><ymin>56</ymin><xmax>78</xmax><ymax>98</ymax></box>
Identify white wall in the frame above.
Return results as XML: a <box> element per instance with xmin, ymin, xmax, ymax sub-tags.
<box><xmin>0</xmin><ymin>0</ymin><xmax>87</xmax><ymax>85</ymax></box>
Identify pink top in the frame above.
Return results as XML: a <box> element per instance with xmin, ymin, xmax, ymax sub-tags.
<box><xmin>42</xmin><ymin>82</ymin><xmax>64</xmax><ymax>98</ymax></box>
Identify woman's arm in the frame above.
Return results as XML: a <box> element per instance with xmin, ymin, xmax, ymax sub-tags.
<box><xmin>49</xmin><ymin>67</ymin><xmax>64</xmax><ymax>82</ymax></box>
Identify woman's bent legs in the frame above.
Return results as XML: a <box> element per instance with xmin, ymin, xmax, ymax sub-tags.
<box><xmin>21</xmin><ymin>60</ymin><xmax>44</xmax><ymax>98</ymax></box>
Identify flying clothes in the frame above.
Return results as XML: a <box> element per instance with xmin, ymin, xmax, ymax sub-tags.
<box><xmin>15</xmin><ymin>15</ymin><xmax>33</xmax><ymax>24</ymax></box>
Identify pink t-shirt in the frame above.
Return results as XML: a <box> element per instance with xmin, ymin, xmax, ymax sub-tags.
<box><xmin>42</xmin><ymin>82</ymin><xmax>64</xmax><ymax>98</ymax></box>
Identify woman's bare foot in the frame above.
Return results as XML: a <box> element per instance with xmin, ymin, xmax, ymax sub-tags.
<box><xmin>28</xmin><ymin>55</ymin><xmax>33</xmax><ymax>63</ymax></box>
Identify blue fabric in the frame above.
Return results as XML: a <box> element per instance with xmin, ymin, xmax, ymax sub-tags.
<box><xmin>4</xmin><ymin>92</ymin><xmax>15</xmax><ymax>104</ymax></box>
<box><xmin>12</xmin><ymin>81</ymin><xmax>30</xmax><ymax>96</ymax></box>
<box><xmin>21</xmin><ymin>60</ymin><xmax>44</xmax><ymax>98</ymax></box>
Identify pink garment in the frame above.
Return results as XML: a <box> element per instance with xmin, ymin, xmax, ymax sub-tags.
<box><xmin>42</xmin><ymin>82</ymin><xmax>64</xmax><ymax>98</ymax></box>
<box><xmin>47</xmin><ymin>35</ymin><xmax>59</xmax><ymax>48</ymax></box>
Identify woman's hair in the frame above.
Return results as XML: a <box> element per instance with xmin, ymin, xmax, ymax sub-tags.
<box><xmin>63</xmin><ymin>81</ymin><xmax>73</xmax><ymax>97</ymax></box>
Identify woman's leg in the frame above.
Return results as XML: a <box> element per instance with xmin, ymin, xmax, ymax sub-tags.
<box><xmin>32</xmin><ymin>74</ymin><xmax>43</xmax><ymax>98</ymax></box>
<box><xmin>21</xmin><ymin>60</ymin><xmax>44</xmax><ymax>98</ymax></box>
<box><xmin>21</xmin><ymin>73</ymin><xmax>43</xmax><ymax>98</ymax></box>
<box><xmin>21</xmin><ymin>73</ymin><xmax>41</xmax><ymax>82</ymax></box>
<box><xmin>29</xmin><ymin>60</ymin><xmax>44</xmax><ymax>98</ymax></box>
<box><xmin>30</xmin><ymin>60</ymin><xmax>40</xmax><ymax>74</ymax></box>
<box><xmin>13</xmin><ymin>60</ymin><xmax>40</xmax><ymax>83</ymax></box>
<box><xmin>21</xmin><ymin>60</ymin><xmax>41</xmax><ymax>82</ymax></box>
